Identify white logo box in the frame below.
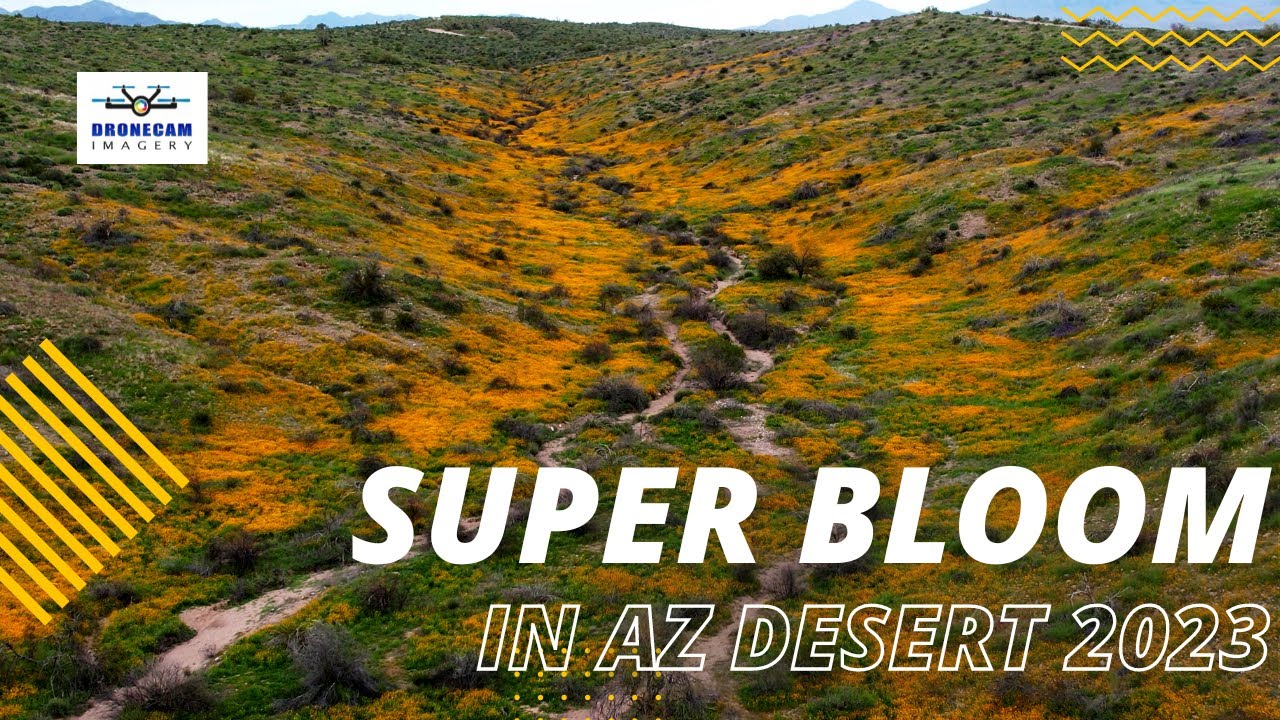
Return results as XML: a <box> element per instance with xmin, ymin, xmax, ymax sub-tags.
<box><xmin>77</xmin><ymin>72</ymin><xmax>208</xmax><ymax>165</ymax></box>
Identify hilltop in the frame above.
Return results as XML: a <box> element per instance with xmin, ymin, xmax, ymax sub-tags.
<box><xmin>0</xmin><ymin>9</ymin><xmax>1278</xmax><ymax>720</ymax></box>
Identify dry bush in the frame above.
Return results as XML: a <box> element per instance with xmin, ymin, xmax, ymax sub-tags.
<box><xmin>586</xmin><ymin>375</ymin><xmax>649</xmax><ymax>414</ymax></box>
<box><xmin>278</xmin><ymin>623</ymin><xmax>380</xmax><ymax>709</ymax></box>
<box><xmin>206</xmin><ymin>530</ymin><xmax>260</xmax><ymax>575</ymax></box>
<box><xmin>358</xmin><ymin>574</ymin><xmax>408</xmax><ymax>614</ymax></box>
<box><xmin>671</xmin><ymin>292</ymin><xmax>720</xmax><ymax>323</ymax></box>
<box><xmin>579</xmin><ymin>339</ymin><xmax>613</xmax><ymax>363</ymax></box>
<box><xmin>121</xmin><ymin>667</ymin><xmax>217</xmax><ymax>714</ymax></box>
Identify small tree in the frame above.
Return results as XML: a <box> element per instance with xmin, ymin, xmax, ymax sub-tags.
<box><xmin>758</xmin><ymin>247</ymin><xmax>797</xmax><ymax>280</ymax></box>
<box><xmin>692</xmin><ymin>336</ymin><xmax>745</xmax><ymax>391</ymax></box>
<box><xmin>316</xmin><ymin>22</ymin><xmax>331</xmax><ymax>47</ymax></box>
<box><xmin>791</xmin><ymin>239</ymin><xmax>825</xmax><ymax>279</ymax></box>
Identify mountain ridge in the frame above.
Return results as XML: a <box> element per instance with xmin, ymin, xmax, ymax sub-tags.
<box><xmin>751</xmin><ymin>0</ymin><xmax>902</xmax><ymax>31</ymax></box>
<box><xmin>8</xmin><ymin>0</ymin><xmax>420</xmax><ymax>28</ymax></box>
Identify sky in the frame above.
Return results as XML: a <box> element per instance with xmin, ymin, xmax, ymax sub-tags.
<box><xmin>0</xmin><ymin>0</ymin><xmax>986</xmax><ymax>28</ymax></box>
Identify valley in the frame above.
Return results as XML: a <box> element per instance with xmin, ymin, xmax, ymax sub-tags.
<box><xmin>0</xmin><ymin>8</ymin><xmax>1278</xmax><ymax>719</ymax></box>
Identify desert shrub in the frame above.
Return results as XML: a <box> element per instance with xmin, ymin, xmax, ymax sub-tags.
<box><xmin>516</xmin><ymin>300</ymin><xmax>558</xmax><ymax>334</ymax></box>
<box><xmin>494</xmin><ymin>414</ymin><xmax>552</xmax><ymax>445</ymax></box>
<box><xmin>597</xmin><ymin>283</ymin><xmax>633</xmax><ymax>309</ymax></box>
<box><xmin>653</xmin><ymin>674</ymin><xmax>713</xmax><ymax>720</ymax></box>
<box><xmin>792</xmin><ymin>180</ymin><xmax>824</xmax><ymax>201</ymax></box>
<box><xmin>841</xmin><ymin>172</ymin><xmax>865</xmax><ymax>189</ymax></box>
<box><xmin>656</xmin><ymin>213</ymin><xmax>688</xmax><ymax>232</ymax></box>
<box><xmin>622</xmin><ymin>302</ymin><xmax>663</xmax><ymax>338</ymax></box>
<box><xmin>757</xmin><ymin>247</ymin><xmax>797</xmax><ymax>280</ymax></box>
<box><xmin>1021</xmin><ymin>298</ymin><xmax>1087</xmax><ymax>338</ymax></box>
<box><xmin>430</xmin><ymin>195</ymin><xmax>454</xmax><ymax>216</ymax></box>
<box><xmin>154</xmin><ymin>300</ymin><xmax>204</xmax><ymax>330</ymax></box>
<box><xmin>418</xmin><ymin>651</ymin><xmax>485</xmax><ymax>690</ymax></box>
<box><xmin>358</xmin><ymin>575</ymin><xmax>408</xmax><ymax>614</ymax></box>
<box><xmin>807</xmin><ymin>684</ymin><xmax>884</xmax><ymax>719</ymax></box>
<box><xmin>356</xmin><ymin>455</ymin><xmax>386</xmax><ymax>478</ymax></box>
<box><xmin>579</xmin><ymin>339</ymin><xmax>613</xmax><ymax>363</ymax></box>
<box><xmin>121</xmin><ymin>667</ymin><xmax>217</xmax><ymax>714</ymax></box>
<box><xmin>1016</xmin><ymin>256</ymin><xmax>1063</xmax><ymax>281</ymax></box>
<box><xmin>229</xmin><ymin>84</ymin><xmax>257</xmax><ymax>103</ymax></box>
<box><xmin>441</xmin><ymin>354</ymin><xmax>471</xmax><ymax>376</ymax></box>
<box><xmin>727</xmin><ymin>311</ymin><xmax>794</xmax><ymax>349</ymax></box>
<box><xmin>80</xmin><ymin>217</ymin><xmax>136</xmax><ymax>247</ymax></box>
<box><xmin>671</xmin><ymin>292</ymin><xmax>719</xmax><ymax>322</ymax></box>
<box><xmin>706</xmin><ymin>246</ymin><xmax>734</xmax><ymax>270</ymax></box>
<box><xmin>189</xmin><ymin>409</ymin><xmax>214</xmax><ymax>433</ymax></box>
<box><xmin>84</xmin><ymin>580</ymin><xmax>139</xmax><ymax>607</ymax></box>
<box><xmin>279</xmin><ymin>623</ymin><xmax>380</xmax><ymax>709</ymax></box>
<box><xmin>835</xmin><ymin>324</ymin><xmax>859</xmax><ymax>340</ymax></box>
<box><xmin>1236</xmin><ymin>385</ymin><xmax>1263</xmax><ymax>427</ymax></box>
<box><xmin>61</xmin><ymin>334</ymin><xmax>105</xmax><ymax>354</ymax></box>
<box><xmin>393</xmin><ymin>309</ymin><xmax>421</xmax><ymax>333</ymax></box>
<box><xmin>206</xmin><ymin>530</ymin><xmax>259</xmax><ymax>575</ymax></box>
<box><xmin>339</xmin><ymin>262</ymin><xmax>394</xmax><ymax>306</ymax></box>
<box><xmin>776</xmin><ymin>288</ymin><xmax>803</xmax><ymax>312</ymax></box>
<box><xmin>658</xmin><ymin>402</ymin><xmax>722</xmax><ymax>431</ymax></box>
<box><xmin>585</xmin><ymin>375</ymin><xmax>649</xmax><ymax>414</ymax></box>
<box><xmin>766</xmin><ymin>564</ymin><xmax>804</xmax><ymax>599</ymax></box>
<box><xmin>782</xmin><ymin>398</ymin><xmax>862</xmax><ymax>424</ymax></box>
<box><xmin>691</xmin><ymin>336</ymin><xmax>745</xmax><ymax>391</ymax></box>
<box><xmin>593</xmin><ymin>175</ymin><xmax>633</xmax><ymax>195</ymax></box>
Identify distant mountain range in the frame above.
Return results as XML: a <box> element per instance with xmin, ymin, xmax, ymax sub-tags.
<box><xmin>3</xmin><ymin>1</ymin><xmax>418</xmax><ymax>28</ymax></box>
<box><xmin>278</xmin><ymin>11</ymin><xmax>418</xmax><ymax>30</ymax></box>
<box><xmin>751</xmin><ymin>0</ymin><xmax>902</xmax><ymax>31</ymax></box>
<box><xmin>11</xmin><ymin>0</ymin><xmax>167</xmax><ymax>25</ymax></box>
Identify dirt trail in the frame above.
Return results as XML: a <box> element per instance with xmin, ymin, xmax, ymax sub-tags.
<box><xmin>73</xmin><ymin>253</ymin><xmax>796</xmax><ymax>720</ymax></box>
<box><xmin>540</xmin><ymin>250</ymin><xmax>794</xmax><ymax>467</ymax></box>
<box><xmin>556</xmin><ymin>558</ymin><xmax>803</xmax><ymax>720</ymax></box>
<box><xmin>68</xmin><ymin>522</ymin><xmax>470</xmax><ymax>720</ymax></box>
<box><xmin>546</xmin><ymin>252</ymin><xmax>804</xmax><ymax>720</ymax></box>
<box><xmin>70</xmin><ymin>566</ymin><xmax>362</xmax><ymax>720</ymax></box>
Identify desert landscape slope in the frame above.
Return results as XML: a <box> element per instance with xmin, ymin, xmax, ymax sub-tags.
<box><xmin>0</xmin><ymin>10</ymin><xmax>1279</xmax><ymax>719</ymax></box>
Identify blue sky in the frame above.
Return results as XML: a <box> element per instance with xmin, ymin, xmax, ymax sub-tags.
<box><xmin>1</xmin><ymin>0</ymin><xmax>986</xmax><ymax>28</ymax></box>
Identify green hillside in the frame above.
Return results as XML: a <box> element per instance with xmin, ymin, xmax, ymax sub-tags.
<box><xmin>0</xmin><ymin>9</ymin><xmax>1278</xmax><ymax>720</ymax></box>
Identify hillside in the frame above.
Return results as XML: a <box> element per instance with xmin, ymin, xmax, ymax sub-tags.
<box><xmin>0</xmin><ymin>9</ymin><xmax>1279</xmax><ymax>720</ymax></box>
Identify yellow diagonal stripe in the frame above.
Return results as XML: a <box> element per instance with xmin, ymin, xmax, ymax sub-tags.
<box><xmin>1061</xmin><ymin>54</ymin><xmax>1280</xmax><ymax>71</ymax></box>
<box><xmin>0</xmin><ymin>432</ymin><xmax>118</xmax><ymax>561</ymax></box>
<box><xmin>0</xmin><ymin>493</ymin><xmax>85</xmax><ymax>590</ymax></box>
<box><xmin>6</xmin><ymin>375</ymin><xmax>155</xmax><ymax>522</ymax></box>
<box><xmin>0</xmin><ymin>565</ymin><xmax>50</xmax><ymax>624</ymax></box>
<box><xmin>0</xmin><ymin>396</ymin><xmax>137</xmax><ymax>538</ymax></box>
<box><xmin>0</xmin><ymin>527</ymin><xmax>68</xmax><ymax>607</ymax></box>
<box><xmin>41</xmin><ymin>340</ymin><xmax>189</xmax><ymax>488</ymax></box>
<box><xmin>1063</xmin><ymin>29</ymin><xmax>1280</xmax><ymax>46</ymax></box>
<box><xmin>23</xmin><ymin>358</ymin><xmax>172</xmax><ymax>505</ymax></box>
<box><xmin>1063</xmin><ymin>5</ymin><xmax>1280</xmax><ymax>23</ymax></box>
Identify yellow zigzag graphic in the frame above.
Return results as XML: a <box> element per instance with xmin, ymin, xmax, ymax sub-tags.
<box><xmin>1061</xmin><ymin>53</ymin><xmax>1280</xmax><ymax>69</ymax></box>
<box><xmin>1063</xmin><ymin>28</ymin><xmax>1280</xmax><ymax>45</ymax></box>
<box><xmin>0</xmin><ymin>340</ymin><xmax>188</xmax><ymax>624</ymax></box>
<box><xmin>1063</xmin><ymin>5</ymin><xmax>1280</xmax><ymax>23</ymax></box>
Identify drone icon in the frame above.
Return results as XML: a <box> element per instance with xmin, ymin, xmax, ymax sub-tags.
<box><xmin>93</xmin><ymin>85</ymin><xmax>189</xmax><ymax>117</ymax></box>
